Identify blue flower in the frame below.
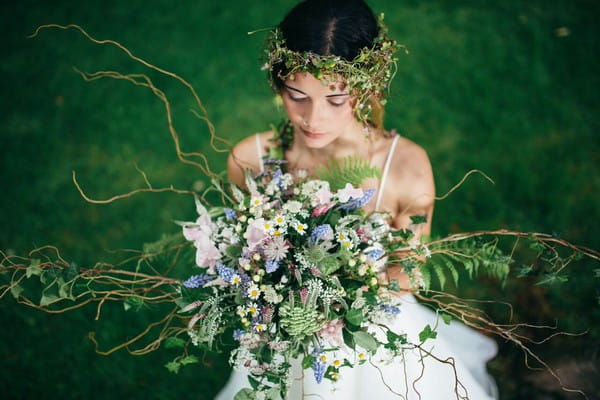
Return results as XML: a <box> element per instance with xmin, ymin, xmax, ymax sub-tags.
<box><xmin>265</xmin><ymin>259</ymin><xmax>280</xmax><ymax>273</ymax></box>
<box><xmin>233</xmin><ymin>329</ymin><xmax>245</xmax><ymax>340</ymax></box>
<box><xmin>182</xmin><ymin>274</ymin><xmax>212</xmax><ymax>288</ymax></box>
<box><xmin>310</xmin><ymin>224</ymin><xmax>333</xmax><ymax>244</ymax></box>
<box><xmin>380</xmin><ymin>304</ymin><xmax>401</xmax><ymax>316</ymax></box>
<box><xmin>216</xmin><ymin>263</ymin><xmax>235</xmax><ymax>283</ymax></box>
<box><xmin>224</xmin><ymin>208</ymin><xmax>237</xmax><ymax>220</ymax></box>
<box><xmin>339</xmin><ymin>188</ymin><xmax>376</xmax><ymax>211</ymax></box>
<box><xmin>312</xmin><ymin>359</ymin><xmax>327</xmax><ymax>384</ymax></box>
<box><xmin>367</xmin><ymin>249</ymin><xmax>385</xmax><ymax>261</ymax></box>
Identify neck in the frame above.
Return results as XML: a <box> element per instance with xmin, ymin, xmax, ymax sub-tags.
<box><xmin>292</xmin><ymin>124</ymin><xmax>382</xmax><ymax>162</ymax></box>
<box><xmin>285</xmin><ymin>123</ymin><xmax>386</xmax><ymax>177</ymax></box>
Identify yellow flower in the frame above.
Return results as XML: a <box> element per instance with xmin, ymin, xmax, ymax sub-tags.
<box><xmin>333</xmin><ymin>359</ymin><xmax>341</xmax><ymax>367</ymax></box>
<box><xmin>320</xmin><ymin>355</ymin><xmax>327</xmax><ymax>363</ymax></box>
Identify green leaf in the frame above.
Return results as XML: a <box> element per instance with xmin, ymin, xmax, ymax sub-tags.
<box><xmin>387</xmin><ymin>279</ymin><xmax>400</xmax><ymax>292</ymax></box>
<box><xmin>318</xmin><ymin>257</ymin><xmax>341</xmax><ymax>276</ymax></box>
<box><xmin>343</xmin><ymin>328</ymin><xmax>356</xmax><ymax>349</ymax></box>
<box><xmin>352</xmin><ymin>331</ymin><xmax>378</xmax><ymax>351</ymax></box>
<box><xmin>433</xmin><ymin>263</ymin><xmax>446</xmax><ymax>290</ymax></box>
<box><xmin>233</xmin><ymin>389</ymin><xmax>254</xmax><ymax>400</ymax></box>
<box><xmin>302</xmin><ymin>355</ymin><xmax>315</xmax><ymax>369</ymax></box>
<box><xmin>164</xmin><ymin>337</ymin><xmax>186</xmax><ymax>349</ymax></box>
<box><xmin>124</xmin><ymin>296</ymin><xmax>144</xmax><ymax>312</ymax></box>
<box><xmin>225</xmin><ymin>244</ymin><xmax>243</xmax><ymax>259</ymax></box>
<box><xmin>345</xmin><ymin>308</ymin><xmax>364</xmax><ymax>326</ymax></box>
<box><xmin>248</xmin><ymin>375</ymin><xmax>261</xmax><ymax>390</ymax></box>
<box><xmin>409</xmin><ymin>215</ymin><xmax>427</xmax><ymax>225</ymax></box>
<box><xmin>40</xmin><ymin>293</ymin><xmax>58</xmax><ymax>306</ymax></box>
<box><xmin>441</xmin><ymin>313</ymin><xmax>452</xmax><ymax>325</ymax></box>
<box><xmin>314</xmin><ymin>156</ymin><xmax>381</xmax><ymax>190</ymax></box>
<box><xmin>26</xmin><ymin>259</ymin><xmax>42</xmax><ymax>278</ymax></box>
<box><xmin>165</xmin><ymin>360</ymin><xmax>181</xmax><ymax>374</ymax></box>
<box><xmin>10</xmin><ymin>284</ymin><xmax>24</xmax><ymax>299</ymax></box>
<box><xmin>180</xmin><ymin>355</ymin><xmax>199</xmax><ymax>365</ymax></box>
<box><xmin>418</xmin><ymin>324</ymin><xmax>437</xmax><ymax>343</ymax></box>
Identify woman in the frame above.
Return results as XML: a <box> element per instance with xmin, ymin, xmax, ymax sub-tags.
<box><xmin>218</xmin><ymin>0</ymin><xmax>498</xmax><ymax>398</ymax></box>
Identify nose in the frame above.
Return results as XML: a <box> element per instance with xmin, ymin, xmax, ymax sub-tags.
<box><xmin>303</xmin><ymin>100</ymin><xmax>328</xmax><ymax>130</ymax></box>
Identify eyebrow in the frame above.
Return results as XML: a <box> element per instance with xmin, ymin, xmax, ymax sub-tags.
<box><xmin>283</xmin><ymin>84</ymin><xmax>349</xmax><ymax>97</ymax></box>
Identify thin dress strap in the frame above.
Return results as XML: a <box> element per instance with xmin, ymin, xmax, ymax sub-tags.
<box><xmin>255</xmin><ymin>133</ymin><xmax>264</xmax><ymax>173</ymax></box>
<box><xmin>375</xmin><ymin>134</ymin><xmax>400</xmax><ymax>211</ymax></box>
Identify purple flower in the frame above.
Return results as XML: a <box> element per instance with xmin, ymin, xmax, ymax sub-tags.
<box><xmin>339</xmin><ymin>188</ymin><xmax>376</xmax><ymax>211</ymax></box>
<box><xmin>224</xmin><ymin>208</ymin><xmax>237</xmax><ymax>220</ymax></box>
<box><xmin>265</xmin><ymin>260</ymin><xmax>280</xmax><ymax>273</ymax></box>
<box><xmin>312</xmin><ymin>359</ymin><xmax>327</xmax><ymax>384</ymax></box>
<box><xmin>182</xmin><ymin>274</ymin><xmax>212</xmax><ymax>288</ymax></box>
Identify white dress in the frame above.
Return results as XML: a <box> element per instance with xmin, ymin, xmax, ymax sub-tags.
<box><xmin>215</xmin><ymin>134</ymin><xmax>499</xmax><ymax>400</ymax></box>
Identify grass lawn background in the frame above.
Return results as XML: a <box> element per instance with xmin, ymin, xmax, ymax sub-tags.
<box><xmin>1</xmin><ymin>0</ymin><xmax>598</xmax><ymax>399</ymax></box>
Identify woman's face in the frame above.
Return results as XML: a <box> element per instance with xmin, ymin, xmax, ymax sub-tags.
<box><xmin>280</xmin><ymin>72</ymin><xmax>360</xmax><ymax>149</ymax></box>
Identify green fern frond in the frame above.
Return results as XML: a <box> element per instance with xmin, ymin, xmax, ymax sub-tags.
<box><xmin>314</xmin><ymin>156</ymin><xmax>381</xmax><ymax>191</ymax></box>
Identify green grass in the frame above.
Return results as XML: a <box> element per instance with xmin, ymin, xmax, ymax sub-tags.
<box><xmin>1</xmin><ymin>0</ymin><xmax>599</xmax><ymax>399</ymax></box>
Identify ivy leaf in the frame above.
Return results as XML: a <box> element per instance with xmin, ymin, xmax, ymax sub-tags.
<box><xmin>180</xmin><ymin>355</ymin><xmax>199</xmax><ymax>366</ymax></box>
<box><xmin>233</xmin><ymin>389</ymin><xmax>254</xmax><ymax>400</ymax></box>
<box><xmin>352</xmin><ymin>331</ymin><xmax>378</xmax><ymax>351</ymax></box>
<box><xmin>418</xmin><ymin>324</ymin><xmax>437</xmax><ymax>343</ymax></box>
<box><xmin>123</xmin><ymin>296</ymin><xmax>144</xmax><ymax>312</ymax></box>
<box><xmin>40</xmin><ymin>293</ymin><xmax>58</xmax><ymax>306</ymax></box>
<box><xmin>10</xmin><ymin>284</ymin><xmax>24</xmax><ymax>299</ymax></box>
<box><xmin>26</xmin><ymin>259</ymin><xmax>42</xmax><ymax>278</ymax></box>
<box><xmin>163</xmin><ymin>337</ymin><xmax>186</xmax><ymax>349</ymax></box>
<box><xmin>165</xmin><ymin>360</ymin><xmax>181</xmax><ymax>374</ymax></box>
<box><xmin>441</xmin><ymin>313</ymin><xmax>452</xmax><ymax>325</ymax></box>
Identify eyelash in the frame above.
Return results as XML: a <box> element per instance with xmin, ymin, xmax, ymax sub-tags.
<box><xmin>288</xmin><ymin>94</ymin><xmax>346</xmax><ymax>107</ymax></box>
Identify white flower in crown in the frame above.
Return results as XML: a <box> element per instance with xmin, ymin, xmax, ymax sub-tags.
<box><xmin>336</xmin><ymin>183</ymin><xmax>364</xmax><ymax>203</ymax></box>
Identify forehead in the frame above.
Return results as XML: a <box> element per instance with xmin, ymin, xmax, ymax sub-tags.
<box><xmin>284</xmin><ymin>72</ymin><xmax>347</xmax><ymax>94</ymax></box>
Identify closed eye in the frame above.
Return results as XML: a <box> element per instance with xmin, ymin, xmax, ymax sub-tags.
<box><xmin>328</xmin><ymin>99</ymin><xmax>347</xmax><ymax>107</ymax></box>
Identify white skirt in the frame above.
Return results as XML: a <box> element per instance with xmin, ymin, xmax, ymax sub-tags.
<box><xmin>215</xmin><ymin>294</ymin><xmax>498</xmax><ymax>400</ymax></box>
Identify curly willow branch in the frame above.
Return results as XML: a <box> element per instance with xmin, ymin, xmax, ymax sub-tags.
<box><xmin>413</xmin><ymin>291</ymin><xmax>590</xmax><ymax>400</ymax></box>
<box><xmin>27</xmin><ymin>24</ymin><xmax>235</xmax><ymax>203</ymax></box>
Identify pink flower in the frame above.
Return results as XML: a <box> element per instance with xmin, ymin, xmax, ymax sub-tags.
<box><xmin>194</xmin><ymin>233</ymin><xmax>221</xmax><ymax>273</ymax></box>
<box><xmin>317</xmin><ymin>319</ymin><xmax>345</xmax><ymax>346</ymax></box>
<box><xmin>312</xmin><ymin>203</ymin><xmax>335</xmax><ymax>217</ymax></box>
<box><xmin>337</xmin><ymin>183</ymin><xmax>364</xmax><ymax>203</ymax></box>
<box><xmin>314</xmin><ymin>187</ymin><xmax>333</xmax><ymax>205</ymax></box>
<box><xmin>246</xmin><ymin>218</ymin><xmax>268</xmax><ymax>250</ymax></box>
<box><xmin>299</xmin><ymin>288</ymin><xmax>309</xmax><ymax>306</ymax></box>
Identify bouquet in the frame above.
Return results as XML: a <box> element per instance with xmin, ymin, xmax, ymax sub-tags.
<box><xmin>177</xmin><ymin>162</ymin><xmax>429</xmax><ymax>399</ymax></box>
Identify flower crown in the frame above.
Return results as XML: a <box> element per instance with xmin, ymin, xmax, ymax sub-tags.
<box><xmin>263</xmin><ymin>13</ymin><xmax>404</xmax><ymax>126</ymax></box>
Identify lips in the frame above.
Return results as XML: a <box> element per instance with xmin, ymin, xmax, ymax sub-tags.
<box><xmin>300</xmin><ymin>127</ymin><xmax>326</xmax><ymax>139</ymax></box>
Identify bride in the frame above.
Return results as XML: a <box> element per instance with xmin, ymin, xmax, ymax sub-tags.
<box><xmin>218</xmin><ymin>0</ymin><xmax>498</xmax><ymax>398</ymax></box>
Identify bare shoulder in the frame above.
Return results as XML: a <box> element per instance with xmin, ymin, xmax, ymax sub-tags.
<box><xmin>388</xmin><ymin>135</ymin><xmax>435</xmax><ymax>212</ymax></box>
<box><xmin>227</xmin><ymin>130</ymin><xmax>274</xmax><ymax>187</ymax></box>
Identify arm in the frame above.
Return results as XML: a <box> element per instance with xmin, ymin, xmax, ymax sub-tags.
<box><xmin>384</xmin><ymin>144</ymin><xmax>435</xmax><ymax>295</ymax></box>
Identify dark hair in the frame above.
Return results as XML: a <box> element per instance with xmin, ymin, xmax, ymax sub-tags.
<box><xmin>271</xmin><ymin>0</ymin><xmax>379</xmax><ymax>89</ymax></box>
